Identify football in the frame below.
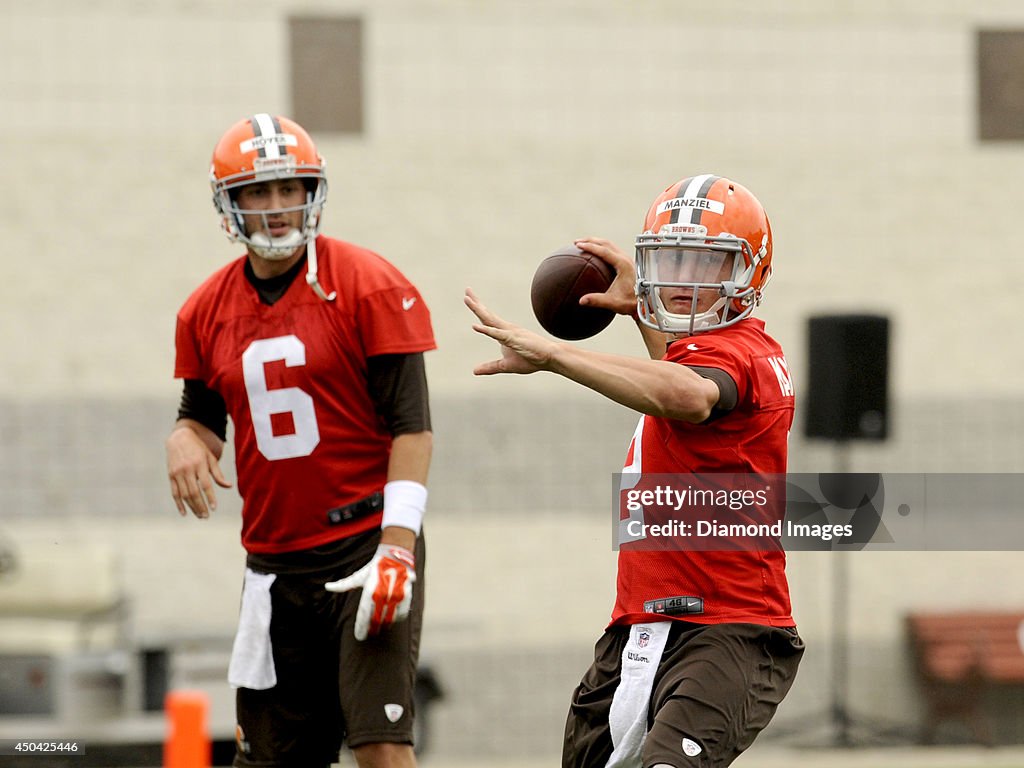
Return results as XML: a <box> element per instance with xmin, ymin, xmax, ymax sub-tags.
<box><xmin>530</xmin><ymin>245</ymin><xmax>616</xmax><ymax>340</ymax></box>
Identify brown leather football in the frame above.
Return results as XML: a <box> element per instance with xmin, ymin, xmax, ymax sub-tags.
<box><xmin>530</xmin><ymin>245</ymin><xmax>615</xmax><ymax>340</ymax></box>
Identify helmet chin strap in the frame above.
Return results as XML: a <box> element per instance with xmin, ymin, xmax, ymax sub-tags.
<box><xmin>304</xmin><ymin>237</ymin><xmax>336</xmax><ymax>302</ymax></box>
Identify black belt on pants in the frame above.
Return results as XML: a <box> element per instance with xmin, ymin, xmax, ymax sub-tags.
<box><xmin>326</xmin><ymin>491</ymin><xmax>384</xmax><ymax>526</ymax></box>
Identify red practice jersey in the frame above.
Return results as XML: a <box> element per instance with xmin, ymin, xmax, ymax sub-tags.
<box><xmin>612</xmin><ymin>318</ymin><xmax>796</xmax><ymax>627</ymax></box>
<box><xmin>174</xmin><ymin>236</ymin><xmax>436</xmax><ymax>554</ymax></box>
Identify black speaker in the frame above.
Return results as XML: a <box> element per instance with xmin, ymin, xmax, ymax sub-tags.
<box><xmin>804</xmin><ymin>314</ymin><xmax>890</xmax><ymax>441</ymax></box>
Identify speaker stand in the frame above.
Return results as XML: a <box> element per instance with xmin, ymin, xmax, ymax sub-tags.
<box><xmin>767</xmin><ymin>441</ymin><xmax>913</xmax><ymax>748</ymax></box>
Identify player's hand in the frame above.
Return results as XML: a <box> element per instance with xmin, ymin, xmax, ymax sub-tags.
<box><xmin>166</xmin><ymin>426</ymin><xmax>231</xmax><ymax>519</ymax></box>
<box><xmin>325</xmin><ymin>544</ymin><xmax>416</xmax><ymax>641</ymax></box>
<box><xmin>574</xmin><ymin>237</ymin><xmax>639</xmax><ymax>316</ymax></box>
<box><xmin>465</xmin><ymin>288</ymin><xmax>557</xmax><ymax>375</ymax></box>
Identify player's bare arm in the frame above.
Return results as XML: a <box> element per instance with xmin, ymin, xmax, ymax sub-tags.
<box><xmin>380</xmin><ymin>430</ymin><xmax>432</xmax><ymax>552</ymax></box>
<box><xmin>165</xmin><ymin>419</ymin><xmax>230</xmax><ymax>519</ymax></box>
<box><xmin>549</xmin><ymin>345</ymin><xmax>720</xmax><ymax>423</ymax></box>
<box><xmin>379</xmin><ymin>526</ymin><xmax>417</xmax><ymax>552</ymax></box>
<box><xmin>467</xmin><ymin>288</ymin><xmax>718</xmax><ymax>423</ymax></box>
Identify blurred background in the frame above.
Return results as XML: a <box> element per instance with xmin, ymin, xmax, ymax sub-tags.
<box><xmin>1</xmin><ymin>0</ymin><xmax>1024</xmax><ymax>765</ymax></box>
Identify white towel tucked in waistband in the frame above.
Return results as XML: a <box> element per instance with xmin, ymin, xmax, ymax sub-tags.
<box><xmin>228</xmin><ymin>569</ymin><xmax>277</xmax><ymax>690</ymax></box>
<box><xmin>605</xmin><ymin>621</ymin><xmax>671</xmax><ymax>768</ymax></box>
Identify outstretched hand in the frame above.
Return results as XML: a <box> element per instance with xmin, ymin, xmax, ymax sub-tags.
<box><xmin>574</xmin><ymin>238</ymin><xmax>639</xmax><ymax>316</ymax></box>
<box><xmin>465</xmin><ymin>288</ymin><xmax>558</xmax><ymax>375</ymax></box>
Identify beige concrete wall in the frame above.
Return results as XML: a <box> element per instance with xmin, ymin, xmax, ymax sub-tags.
<box><xmin>3</xmin><ymin>0</ymin><xmax>1024</xmax><ymax>400</ymax></box>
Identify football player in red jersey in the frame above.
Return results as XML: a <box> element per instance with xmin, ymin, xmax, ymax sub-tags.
<box><xmin>466</xmin><ymin>175</ymin><xmax>804</xmax><ymax>768</ymax></box>
<box><xmin>166</xmin><ymin>114</ymin><xmax>434</xmax><ymax>768</ymax></box>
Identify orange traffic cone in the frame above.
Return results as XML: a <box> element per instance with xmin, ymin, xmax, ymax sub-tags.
<box><xmin>164</xmin><ymin>690</ymin><xmax>211</xmax><ymax>768</ymax></box>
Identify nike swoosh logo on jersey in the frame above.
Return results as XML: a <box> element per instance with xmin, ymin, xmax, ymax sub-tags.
<box><xmin>402</xmin><ymin>297</ymin><xmax>417</xmax><ymax>310</ymax></box>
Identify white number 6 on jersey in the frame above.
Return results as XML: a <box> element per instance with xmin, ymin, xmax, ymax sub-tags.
<box><xmin>242</xmin><ymin>335</ymin><xmax>320</xmax><ymax>460</ymax></box>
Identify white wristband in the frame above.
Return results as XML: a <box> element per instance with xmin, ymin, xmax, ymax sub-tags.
<box><xmin>382</xmin><ymin>480</ymin><xmax>427</xmax><ymax>535</ymax></box>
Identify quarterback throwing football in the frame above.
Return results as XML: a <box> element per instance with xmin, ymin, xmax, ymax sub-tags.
<box><xmin>466</xmin><ymin>175</ymin><xmax>804</xmax><ymax>768</ymax></box>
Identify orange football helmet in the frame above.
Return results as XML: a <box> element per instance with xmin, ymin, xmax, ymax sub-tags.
<box><xmin>210</xmin><ymin>113</ymin><xmax>335</xmax><ymax>300</ymax></box>
<box><xmin>635</xmin><ymin>174</ymin><xmax>773</xmax><ymax>334</ymax></box>
<box><xmin>210</xmin><ymin>113</ymin><xmax>327</xmax><ymax>260</ymax></box>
